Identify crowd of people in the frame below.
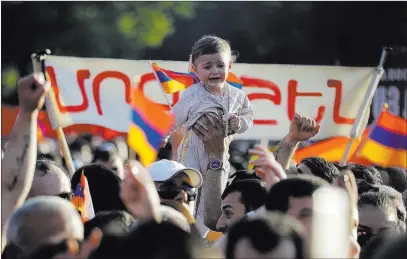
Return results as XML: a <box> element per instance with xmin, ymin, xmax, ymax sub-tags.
<box><xmin>2</xmin><ymin>35</ymin><xmax>407</xmax><ymax>259</ymax></box>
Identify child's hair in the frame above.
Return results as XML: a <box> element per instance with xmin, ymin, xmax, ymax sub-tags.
<box><xmin>191</xmin><ymin>35</ymin><xmax>238</xmax><ymax>65</ymax></box>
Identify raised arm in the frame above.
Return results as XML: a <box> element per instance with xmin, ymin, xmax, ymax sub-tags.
<box><xmin>2</xmin><ymin>73</ymin><xmax>49</xmax><ymax>250</ymax></box>
<box><xmin>273</xmin><ymin>114</ymin><xmax>320</xmax><ymax>169</ymax></box>
<box><xmin>162</xmin><ymin>94</ymin><xmax>191</xmax><ymax>145</ymax></box>
<box><xmin>192</xmin><ymin>113</ymin><xmax>230</xmax><ymax>230</ymax></box>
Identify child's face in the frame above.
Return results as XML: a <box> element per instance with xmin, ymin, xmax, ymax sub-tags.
<box><xmin>193</xmin><ymin>52</ymin><xmax>231</xmax><ymax>88</ymax></box>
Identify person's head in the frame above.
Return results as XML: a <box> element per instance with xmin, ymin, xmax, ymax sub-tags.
<box><xmin>120</xmin><ymin>220</ymin><xmax>199</xmax><ymax>259</ymax></box>
<box><xmin>226</xmin><ymin>212</ymin><xmax>306</xmax><ymax>259</ymax></box>
<box><xmin>84</xmin><ymin>210</ymin><xmax>135</xmax><ymax>238</ymax></box>
<box><xmin>5</xmin><ymin>196</ymin><xmax>83</xmax><ymax>259</ymax></box>
<box><xmin>371</xmin><ymin>234</ymin><xmax>407</xmax><ymax>259</ymax></box>
<box><xmin>71</xmin><ymin>164</ymin><xmax>126</xmax><ymax>213</ymax></box>
<box><xmin>69</xmin><ymin>136</ymin><xmax>92</xmax><ymax>164</ymax></box>
<box><xmin>227</xmin><ymin>169</ymin><xmax>262</xmax><ymax>186</ymax></box>
<box><xmin>92</xmin><ymin>142</ymin><xmax>124</xmax><ymax>179</ymax></box>
<box><xmin>217</xmin><ymin>179</ymin><xmax>268</xmax><ymax>233</ymax></box>
<box><xmin>157</xmin><ymin>142</ymin><xmax>173</xmax><ymax>161</ymax></box>
<box><xmin>159</xmin><ymin>205</ymin><xmax>192</xmax><ymax>233</ymax></box>
<box><xmin>112</xmin><ymin>136</ymin><xmax>130</xmax><ymax>161</ymax></box>
<box><xmin>27</xmin><ymin>159</ymin><xmax>72</xmax><ymax>200</ymax></box>
<box><xmin>160</xmin><ymin>200</ymin><xmax>202</xmax><ymax>238</ymax></box>
<box><xmin>385</xmin><ymin>167</ymin><xmax>407</xmax><ymax>193</ymax></box>
<box><xmin>357</xmin><ymin>186</ymin><xmax>406</xmax><ymax>248</ymax></box>
<box><xmin>191</xmin><ymin>35</ymin><xmax>237</xmax><ymax>89</ymax></box>
<box><xmin>359</xmin><ymin>231</ymin><xmax>399</xmax><ymax>259</ymax></box>
<box><xmin>374</xmin><ymin>166</ymin><xmax>389</xmax><ymax>185</ymax></box>
<box><xmin>296</xmin><ymin>156</ymin><xmax>341</xmax><ymax>183</ymax></box>
<box><xmin>345</xmin><ymin>163</ymin><xmax>383</xmax><ymax>185</ymax></box>
<box><xmin>265</xmin><ymin>175</ymin><xmax>329</xmax><ymax>244</ymax></box>
<box><xmin>147</xmin><ymin>159</ymin><xmax>202</xmax><ymax>208</ymax></box>
<box><xmin>88</xmin><ymin>235</ymin><xmax>125</xmax><ymax>259</ymax></box>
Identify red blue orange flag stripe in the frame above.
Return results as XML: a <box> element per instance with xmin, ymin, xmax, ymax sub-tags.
<box><xmin>351</xmin><ymin>106</ymin><xmax>407</xmax><ymax>168</ymax></box>
<box><xmin>294</xmin><ymin>128</ymin><xmax>370</xmax><ymax>163</ymax></box>
<box><xmin>128</xmin><ymin>86</ymin><xmax>174</xmax><ymax>165</ymax></box>
<box><xmin>151</xmin><ymin>63</ymin><xmax>197</xmax><ymax>94</ymax></box>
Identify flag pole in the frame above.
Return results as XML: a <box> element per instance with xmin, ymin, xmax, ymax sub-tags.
<box><xmin>31</xmin><ymin>50</ymin><xmax>76</xmax><ymax>176</ymax></box>
<box><xmin>128</xmin><ymin>76</ymin><xmax>140</xmax><ymax>161</ymax></box>
<box><xmin>188</xmin><ymin>55</ymin><xmax>192</xmax><ymax>73</ymax></box>
<box><xmin>148</xmin><ymin>60</ymin><xmax>173</xmax><ymax>110</ymax></box>
<box><xmin>339</xmin><ymin>47</ymin><xmax>391</xmax><ymax>166</ymax></box>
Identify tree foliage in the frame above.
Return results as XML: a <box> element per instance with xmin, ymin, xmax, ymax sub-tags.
<box><xmin>1</xmin><ymin>1</ymin><xmax>196</xmax><ymax>98</ymax></box>
<box><xmin>2</xmin><ymin>1</ymin><xmax>406</xmax><ymax>104</ymax></box>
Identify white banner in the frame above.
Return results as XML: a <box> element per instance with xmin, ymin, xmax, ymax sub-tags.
<box><xmin>46</xmin><ymin>55</ymin><xmax>374</xmax><ymax>140</ymax></box>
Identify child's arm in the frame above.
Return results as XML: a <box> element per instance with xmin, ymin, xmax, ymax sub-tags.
<box><xmin>234</xmin><ymin>94</ymin><xmax>254</xmax><ymax>134</ymax></box>
<box><xmin>162</xmin><ymin>96</ymin><xmax>190</xmax><ymax>144</ymax></box>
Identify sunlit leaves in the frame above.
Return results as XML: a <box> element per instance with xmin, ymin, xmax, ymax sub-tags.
<box><xmin>118</xmin><ymin>13</ymin><xmax>138</xmax><ymax>37</ymax></box>
<box><xmin>116</xmin><ymin>3</ymin><xmax>195</xmax><ymax>47</ymax></box>
<box><xmin>1</xmin><ymin>67</ymin><xmax>19</xmax><ymax>96</ymax></box>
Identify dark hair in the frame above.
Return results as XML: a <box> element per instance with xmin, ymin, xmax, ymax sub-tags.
<box><xmin>360</xmin><ymin>231</ymin><xmax>398</xmax><ymax>259</ymax></box>
<box><xmin>386</xmin><ymin>167</ymin><xmax>407</xmax><ymax>193</ymax></box>
<box><xmin>84</xmin><ymin>211</ymin><xmax>135</xmax><ymax>238</ymax></box>
<box><xmin>346</xmin><ymin>164</ymin><xmax>383</xmax><ymax>185</ymax></box>
<box><xmin>358</xmin><ymin>186</ymin><xmax>406</xmax><ymax>232</ymax></box>
<box><xmin>357</xmin><ymin>180</ymin><xmax>380</xmax><ymax>195</ymax></box>
<box><xmin>301</xmin><ymin>156</ymin><xmax>341</xmax><ymax>183</ymax></box>
<box><xmin>227</xmin><ymin>170</ymin><xmax>262</xmax><ymax>188</ymax></box>
<box><xmin>371</xmin><ymin>234</ymin><xmax>407</xmax><ymax>259</ymax></box>
<box><xmin>157</xmin><ymin>142</ymin><xmax>173</xmax><ymax>161</ymax></box>
<box><xmin>69</xmin><ymin>137</ymin><xmax>90</xmax><ymax>152</ymax></box>
<box><xmin>92</xmin><ymin>142</ymin><xmax>119</xmax><ymax>163</ymax></box>
<box><xmin>266</xmin><ymin>175</ymin><xmax>328</xmax><ymax>212</ymax></box>
<box><xmin>88</xmin><ymin>235</ymin><xmax>125</xmax><ymax>259</ymax></box>
<box><xmin>120</xmin><ymin>220</ymin><xmax>199</xmax><ymax>259</ymax></box>
<box><xmin>37</xmin><ymin>153</ymin><xmax>56</xmax><ymax>161</ymax></box>
<box><xmin>36</xmin><ymin>158</ymin><xmax>70</xmax><ymax>180</ymax></box>
<box><xmin>71</xmin><ymin>164</ymin><xmax>126</xmax><ymax>213</ymax></box>
<box><xmin>226</xmin><ymin>213</ymin><xmax>306</xmax><ymax>259</ymax></box>
<box><xmin>191</xmin><ymin>35</ymin><xmax>237</xmax><ymax>65</ymax></box>
<box><xmin>222</xmin><ymin>179</ymin><xmax>268</xmax><ymax>213</ymax></box>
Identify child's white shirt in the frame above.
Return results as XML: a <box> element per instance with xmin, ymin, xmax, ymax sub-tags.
<box><xmin>169</xmin><ymin>81</ymin><xmax>254</xmax><ymax>136</ymax></box>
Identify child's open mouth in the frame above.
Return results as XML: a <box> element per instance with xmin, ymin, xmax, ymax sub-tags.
<box><xmin>209</xmin><ymin>77</ymin><xmax>221</xmax><ymax>83</ymax></box>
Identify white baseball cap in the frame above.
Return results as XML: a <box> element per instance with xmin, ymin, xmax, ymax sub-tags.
<box><xmin>147</xmin><ymin>159</ymin><xmax>203</xmax><ymax>188</ymax></box>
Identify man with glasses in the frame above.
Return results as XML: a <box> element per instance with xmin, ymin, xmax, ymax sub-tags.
<box><xmin>147</xmin><ymin>159</ymin><xmax>203</xmax><ymax>215</ymax></box>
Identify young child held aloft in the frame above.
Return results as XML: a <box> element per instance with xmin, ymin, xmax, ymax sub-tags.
<box><xmin>164</xmin><ymin>35</ymin><xmax>254</xmax><ymax>235</ymax></box>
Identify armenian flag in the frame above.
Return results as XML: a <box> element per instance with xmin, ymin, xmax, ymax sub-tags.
<box><xmin>225</xmin><ymin>71</ymin><xmax>244</xmax><ymax>90</ymax></box>
<box><xmin>151</xmin><ymin>62</ymin><xmax>197</xmax><ymax>94</ymax></box>
<box><xmin>350</xmin><ymin>105</ymin><xmax>407</xmax><ymax>168</ymax></box>
<box><xmin>294</xmin><ymin>129</ymin><xmax>370</xmax><ymax>164</ymax></box>
<box><xmin>72</xmin><ymin>170</ymin><xmax>95</xmax><ymax>222</ymax></box>
<box><xmin>128</xmin><ymin>86</ymin><xmax>174</xmax><ymax>166</ymax></box>
<box><xmin>189</xmin><ymin>61</ymin><xmax>243</xmax><ymax>90</ymax></box>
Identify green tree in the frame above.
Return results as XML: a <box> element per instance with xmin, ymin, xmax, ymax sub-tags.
<box><xmin>1</xmin><ymin>1</ymin><xmax>196</xmax><ymax>103</ymax></box>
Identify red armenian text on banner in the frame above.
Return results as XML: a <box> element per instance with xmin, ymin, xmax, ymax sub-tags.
<box><xmin>2</xmin><ymin>56</ymin><xmax>376</xmax><ymax>140</ymax></box>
